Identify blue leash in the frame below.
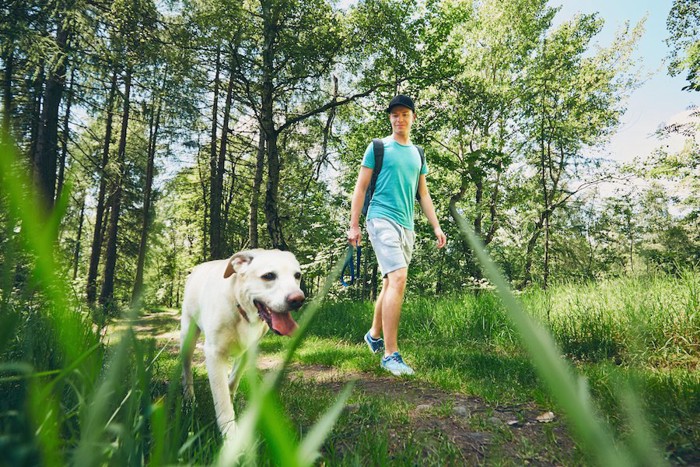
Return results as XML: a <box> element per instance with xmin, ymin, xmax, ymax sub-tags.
<box><xmin>340</xmin><ymin>245</ymin><xmax>362</xmax><ymax>287</ymax></box>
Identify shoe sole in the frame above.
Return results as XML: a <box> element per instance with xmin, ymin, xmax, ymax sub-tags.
<box><xmin>381</xmin><ymin>365</ymin><xmax>414</xmax><ymax>376</ymax></box>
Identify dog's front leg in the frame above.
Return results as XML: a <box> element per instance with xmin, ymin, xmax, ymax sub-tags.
<box><xmin>228</xmin><ymin>351</ymin><xmax>248</xmax><ymax>397</ymax></box>
<box><xmin>204</xmin><ymin>345</ymin><xmax>237</xmax><ymax>436</ymax></box>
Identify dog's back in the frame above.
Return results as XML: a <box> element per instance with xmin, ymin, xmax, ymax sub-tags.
<box><xmin>181</xmin><ymin>259</ymin><xmax>230</xmax><ymax>322</ymax></box>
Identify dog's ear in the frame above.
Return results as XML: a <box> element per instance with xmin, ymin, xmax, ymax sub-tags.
<box><xmin>223</xmin><ymin>251</ymin><xmax>256</xmax><ymax>278</ymax></box>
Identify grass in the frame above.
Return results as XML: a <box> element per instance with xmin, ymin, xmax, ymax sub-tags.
<box><xmin>2</xmin><ymin>135</ymin><xmax>699</xmax><ymax>464</ymax></box>
<box><xmin>1</xmin><ymin>141</ymin><xmax>352</xmax><ymax>466</ymax></box>
<box><xmin>284</xmin><ymin>269</ymin><xmax>699</xmax><ymax>463</ymax></box>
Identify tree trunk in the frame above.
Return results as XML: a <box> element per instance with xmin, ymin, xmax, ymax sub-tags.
<box><xmin>99</xmin><ymin>68</ymin><xmax>131</xmax><ymax>311</ymax></box>
<box><xmin>34</xmin><ymin>25</ymin><xmax>68</xmax><ymax>212</ymax></box>
<box><xmin>484</xmin><ymin>168</ymin><xmax>501</xmax><ymax>245</ymax></box>
<box><xmin>223</xmin><ymin>148</ymin><xmax>239</xmax><ymax>245</ymax></box>
<box><xmin>543</xmin><ymin>207</ymin><xmax>550</xmax><ymax>290</ymax></box>
<box><xmin>264</xmin><ymin>129</ymin><xmax>288</xmax><ymax>250</ymax></box>
<box><xmin>210</xmin><ymin>66</ymin><xmax>234</xmax><ymax>260</ymax></box>
<box><xmin>261</xmin><ymin>0</ymin><xmax>287</xmax><ymax>251</ymax></box>
<box><xmin>2</xmin><ymin>48</ymin><xmax>13</xmax><ymax>139</ymax></box>
<box><xmin>196</xmin><ymin>150</ymin><xmax>209</xmax><ymax>261</ymax></box>
<box><xmin>249</xmin><ymin>130</ymin><xmax>265</xmax><ymax>248</ymax></box>
<box><xmin>522</xmin><ymin>212</ymin><xmax>546</xmax><ymax>288</ymax></box>
<box><xmin>73</xmin><ymin>194</ymin><xmax>86</xmax><ymax>281</ymax></box>
<box><xmin>448</xmin><ymin>175</ymin><xmax>479</xmax><ymax>278</ymax></box>
<box><xmin>131</xmin><ymin>91</ymin><xmax>161</xmax><ymax>305</ymax></box>
<box><xmin>56</xmin><ymin>67</ymin><xmax>75</xmax><ymax>201</ymax></box>
<box><xmin>28</xmin><ymin>66</ymin><xmax>44</xmax><ymax>175</ymax></box>
<box><xmin>370</xmin><ymin>262</ymin><xmax>378</xmax><ymax>302</ymax></box>
<box><xmin>86</xmin><ymin>69</ymin><xmax>118</xmax><ymax>305</ymax></box>
<box><xmin>474</xmin><ymin>176</ymin><xmax>483</xmax><ymax>236</ymax></box>
<box><xmin>208</xmin><ymin>48</ymin><xmax>222</xmax><ymax>260</ymax></box>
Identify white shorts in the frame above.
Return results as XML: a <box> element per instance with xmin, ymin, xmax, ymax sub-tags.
<box><xmin>366</xmin><ymin>217</ymin><xmax>416</xmax><ymax>277</ymax></box>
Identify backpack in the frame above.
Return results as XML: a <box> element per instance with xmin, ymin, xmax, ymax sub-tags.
<box><xmin>361</xmin><ymin>138</ymin><xmax>426</xmax><ymax>216</ymax></box>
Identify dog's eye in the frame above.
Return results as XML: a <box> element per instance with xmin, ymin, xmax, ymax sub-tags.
<box><xmin>261</xmin><ymin>272</ymin><xmax>276</xmax><ymax>281</ymax></box>
<box><xmin>294</xmin><ymin>272</ymin><xmax>301</xmax><ymax>280</ymax></box>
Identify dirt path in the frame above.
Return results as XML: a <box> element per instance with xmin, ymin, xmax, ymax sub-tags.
<box><xmin>112</xmin><ymin>309</ymin><xmax>575</xmax><ymax>464</ymax></box>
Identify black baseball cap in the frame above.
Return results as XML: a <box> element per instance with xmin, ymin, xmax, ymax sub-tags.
<box><xmin>385</xmin><ymin>94</ymin><xmax>415</xmax><ymax>113</ymax></box>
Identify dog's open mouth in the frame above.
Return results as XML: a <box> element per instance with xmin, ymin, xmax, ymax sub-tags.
<box><xmin>254</xmin><ymin>300</ymin><xmax>298</xmax><ymax>336</ymax></box>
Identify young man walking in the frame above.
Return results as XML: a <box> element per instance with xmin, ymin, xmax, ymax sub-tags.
<box><xmin>347</xmin><ymin>95</ymin><xmax>447</xmax><ymax>376</ymax></box>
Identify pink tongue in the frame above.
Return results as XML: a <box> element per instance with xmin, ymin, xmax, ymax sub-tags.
<box><xmin>270</xmin><ymin>312</ymin><xmax>298</xmax><ymax>336</ymax></box>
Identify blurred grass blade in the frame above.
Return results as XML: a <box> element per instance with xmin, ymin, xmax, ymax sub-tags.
<box><xmin>149</xmin><ymin>400</ymin><xmax>166</xmax><ymax>466</ymax></box>
<box><xmin>73</xmin><ymin>310</ymin><xmax>138</xmax><ymax>465</ymax></box>
<box><xmin>297</xmin><ymin>381</ymin><xmax>354</xmax><ymax>465</ymax></box>
<box><xmin>258</xmin><ymin>392</ymin><xmax>301</xmax><ymax>467</ymax></box>
<box><xmin>0</xmin><ymin>139</ymin><xmax>98</xmax><ymax>365</ymax></box>
<box><xmin>621</xmin><ymin>384</ymin><xmax>666</xmax><ymax>465</ymax></box>
<box><xmin>29</xmin><ymin>383</ymin><xmax>62</xmax><ymax>467</ymax></box>
<box><xmin>264</xmin><ymin>251</ymin><xmax>347</xmax><ymax>392</ymax></box>
<box><xmin>452</xmin><ymin>209</ymin><xmax>634</xmax><ymax>466</ymax></box>
<box><xmin>218</xmin><ymin>248</ymin><xmax>351</xmax><ymax>466</ymax></box>
<box><xmin>1</xmin><ymin>132</ymin><xmax>101</xmax><ymax>467</ymax></box>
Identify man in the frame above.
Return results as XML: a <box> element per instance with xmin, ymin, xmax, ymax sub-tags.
<box><xmin>347</xmin><ymin>95</ymin><xmax>447</xmax><ymax>376</ymax></box>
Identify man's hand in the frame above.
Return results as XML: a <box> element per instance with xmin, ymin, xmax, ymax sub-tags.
<box><xmin>434</xmin><ymin>226</ymin><xmax>447</xmax><ymax>249</ymax></box>
<box><xmin>348</xmin><ymin>225</ymin><xmax>362</xmax><ymax>247</ymax></box>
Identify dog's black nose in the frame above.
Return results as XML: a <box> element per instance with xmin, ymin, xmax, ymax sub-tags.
<box><xmin>286</xmin><ymin>291</ymin><xmax>305</xmax><ymax>310</ymax></box>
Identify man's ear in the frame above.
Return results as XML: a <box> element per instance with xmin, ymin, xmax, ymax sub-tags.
<box><xmin>223</xmin><ymin>250</ymin><xmax>256</xmax><ymax>278</ymax></box>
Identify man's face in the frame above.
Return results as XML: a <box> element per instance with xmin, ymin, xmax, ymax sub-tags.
<box><xmin>389</xmin><ymin>106</ymin><xmax>416</xmax><ymax>137</ymax></box>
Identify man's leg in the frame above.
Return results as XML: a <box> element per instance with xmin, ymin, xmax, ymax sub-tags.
<box><xmin>380</xmin><ymin>267</ymin><xmax>408</xmax><ymax>356</ymax></box>
<box><xmin>369</xmin><ymin>277</ymin><xmax>387</xmax><ymax>339</ymax></box>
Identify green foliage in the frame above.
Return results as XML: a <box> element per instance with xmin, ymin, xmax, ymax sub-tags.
<box><xmin>666</xmin><ymin>0</ymin><xmax>700</xmax><ymax>91</ymax></box>
<box><xmin>3</xmin><ymin>0</ymin><xmax>700</xmax><ymax>461</ymax></box>
<box><xmin>0</xmin><ymin>140</ymin><xmax>355</xmax><ymax>465</ymax></box>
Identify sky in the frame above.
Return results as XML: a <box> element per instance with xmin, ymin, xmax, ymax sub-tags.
<box><xmin>548</xmin><ymin>0</ymin><xmax>697</xmax><ymax>163</ymax></box>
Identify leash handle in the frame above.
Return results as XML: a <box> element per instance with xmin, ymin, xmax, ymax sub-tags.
<box><xmin>340</xmin><ymin>245</ymin><xmax>362</xmax><ymax>287</ymax></box>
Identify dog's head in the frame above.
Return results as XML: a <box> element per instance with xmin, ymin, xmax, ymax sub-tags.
<box><xmin>224</xmin><ymin>249</ymin><xmax>304</xmax><ymax>336</ymax></box>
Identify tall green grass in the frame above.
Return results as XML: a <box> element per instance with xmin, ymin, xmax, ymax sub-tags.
<box><xmin>0</xmin><ymin>141</ymin><xmax>351</xmax><ymax>465</ymax></box>
<box><xmin>298</xmin><ymin>233</ymin><xmax>699</xmax><ymax>463</ymax></box>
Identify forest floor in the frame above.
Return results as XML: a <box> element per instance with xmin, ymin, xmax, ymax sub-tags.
<box><xmin>110</xmin><ymin>308</ymin><xmax>580</xmax><ymax>465</ymax></box>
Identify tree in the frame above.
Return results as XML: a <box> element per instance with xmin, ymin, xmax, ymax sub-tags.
<box><xmin>666</xmin><ymin>0</ymin><xmax>700</xmax><ymax>92</ymax></box>
<box><xmin>518</xmin><ymin>14</ymin><xmax>642</xmax><ymax>288</ymax></box>
<box><xmin>422</xmin><ymin>0</ymin><xmax>554</xmax><ymax>279</ymax></box>
<box><xmin>98</xmin><ymin>0</ymin><xmax>160</xmax><ymax>311</ymax></box>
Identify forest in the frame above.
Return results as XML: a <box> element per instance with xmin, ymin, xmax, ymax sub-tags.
<box><xmin>1</xmin><ymin>0</ymin><xmax>697</xmax><ymax>311</ymax></box>
<box><xmin>1</xmin><ymin>0</ymin><xmax>699</xmax><ymax>464</ymax></box>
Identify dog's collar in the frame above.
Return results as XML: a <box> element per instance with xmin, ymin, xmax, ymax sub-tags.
<box><xmin>237</xmin><ymin>305</ymin><xmax>250</xmax><ymax>323</ymax></box>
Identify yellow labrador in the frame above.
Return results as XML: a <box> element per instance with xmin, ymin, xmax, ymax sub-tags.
<box><xmin>180</xmin><ymin>249</ymin><xmax>304</xmax><ymax>435</ymax></box>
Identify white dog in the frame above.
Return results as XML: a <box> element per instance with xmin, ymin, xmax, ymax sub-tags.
<box><xmin>180</xmin><ymin>249</ymin><xmax>305</xmax><ymax>435</ymax></box>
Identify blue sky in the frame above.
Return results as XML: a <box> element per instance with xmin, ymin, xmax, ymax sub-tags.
<box><xmin>549</xmin><ymin>0</ymin><xmax>697</xmax><ymax>162</ymax></box>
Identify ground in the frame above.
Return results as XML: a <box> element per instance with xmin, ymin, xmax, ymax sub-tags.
<box><xmin>110</xmin><ymin>308</ymin><xmax>578</xmax><ymax>465</ymax></box>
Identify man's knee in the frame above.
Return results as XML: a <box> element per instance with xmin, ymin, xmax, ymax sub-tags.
<box><xmin>386</xmin><ymin>268</ymin><xmax>408</xmax><ymax>290</ymax></box>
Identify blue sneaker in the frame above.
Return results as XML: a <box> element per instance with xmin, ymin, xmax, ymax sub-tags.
<box><xmin>381</xmin><ymin>352</ymin><xmax>414</xmax><ymax>376</ymax></box>
<box><xmin>364</xmin><ymin>331</ymin><xmax>384</xmax><ymax>354</ymax></box>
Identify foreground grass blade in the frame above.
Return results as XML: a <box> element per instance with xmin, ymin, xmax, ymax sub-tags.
<box><xmin>1</xmin><ymin>136</ymin><xmax>101</xmax><ymax>465</ymax></box>
<box><xmin>265</xmin><ymin>251</ymin><xmax>348</xmax><ymax>391</ymax></box>
<box><xmin>0</xmin><ymin>142</ymin><xmax>97</xmax><ymax>365</ymax></box>
<box><xmin>297</xmin><ymin>382</ymin><xmax>354</xmax><ymax>465</ymax></box>
<box><xmin>217</xmin><ymin>251</ymin><xmax>353</xmax><ymax>466</ymax></box>
<box><xmin>452</xmin><ymin>210</ymin><xmax>654</xmax><ymax>466</ymax></box>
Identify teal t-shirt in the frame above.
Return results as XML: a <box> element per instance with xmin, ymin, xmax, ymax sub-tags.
<box><xmin>362</xmin><ymin>136</ymin><xmax>428</xmax><ymax>230</ymax></box>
